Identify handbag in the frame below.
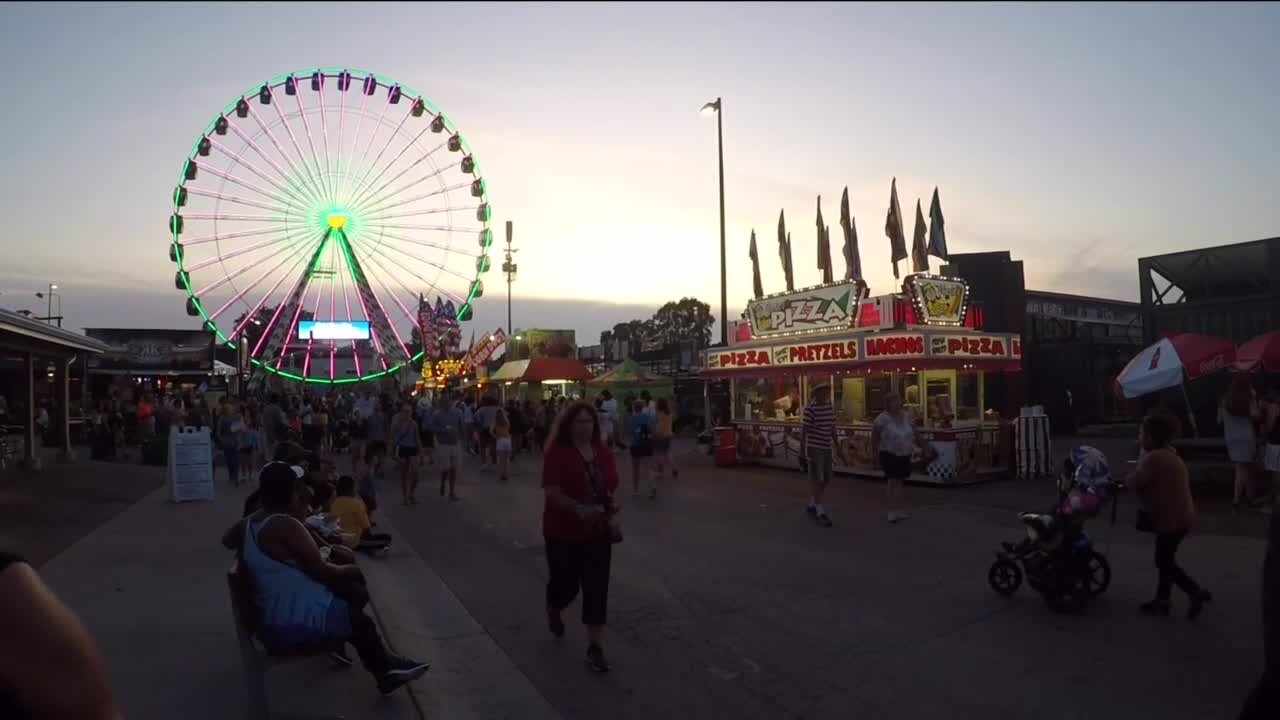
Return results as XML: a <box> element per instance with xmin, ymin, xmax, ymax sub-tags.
<box><xmin>1135</xmin><ymin>508</ymin><xmax>1157</xmax><ymax>533</ymax></box>
<box><xmin>584</xmin><ymin>453</ymin><xmax>622</xmax><ymax>544</ymax></box>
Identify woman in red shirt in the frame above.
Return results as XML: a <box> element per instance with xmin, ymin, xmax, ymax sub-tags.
<box><xmin>542</xmin><ymin>400</ymin><xmax>621</xmax><ymax>673</ymax></box>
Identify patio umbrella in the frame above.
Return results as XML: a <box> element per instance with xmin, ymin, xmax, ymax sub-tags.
<box><xmin>1116</xmin><ymin>333</ymin><xmax>1235</xmax><ymax>398</ymax></box>
<box><xmin>1234</xmin><ymin>330</ymin><xmax>1280</xmax><ymax>371</ymax></box>
<box><xmin>1115</xmin><ymin>332</ymin><xmax>1236</xmax><ymax>435</ymax></box>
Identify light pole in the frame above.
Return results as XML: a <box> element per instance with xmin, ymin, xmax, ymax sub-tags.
<box><xmin>701</xmin><ymin>98</ymin><xmax>727</xmax><ymax>346</ymax></box>
<box><xmin>502</xmin><ymin>220</ymin><xmax>518</xmax><ymax>335</ymax></box>
<box><xmin>34</xmin><ymin>284</ymin><xmax>59</xmax><ymax>327</ymax></box>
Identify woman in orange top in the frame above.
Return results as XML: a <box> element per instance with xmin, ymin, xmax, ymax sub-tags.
<box><xmin>1130</xmin><ymin>413</ymin><xmax>1212</xmax><ymax>619</ymax></box>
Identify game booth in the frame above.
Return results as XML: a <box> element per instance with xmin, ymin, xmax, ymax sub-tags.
<box><xmin>702</xmin><ymin>276</ymin><xmax>1021</xmax><ymax>484</ymax></box>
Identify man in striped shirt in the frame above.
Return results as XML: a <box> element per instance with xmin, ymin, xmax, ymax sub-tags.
<box><xmin>802</xmin><ymin>383</ymin><xmax>835</xmax><ymax>527</ymax></box>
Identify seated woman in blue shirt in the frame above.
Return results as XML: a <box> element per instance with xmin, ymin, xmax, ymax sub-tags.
<box><xmin>233</xmin><ymin>462</ymin><xmax>429</xmax><ymax>695</ymax></box>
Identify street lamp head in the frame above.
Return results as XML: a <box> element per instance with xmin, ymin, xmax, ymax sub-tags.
<box><xmin>49</xmin><ymin>284</ymin><xmax>58</xmax><ymax>290</ymax></box>
<box><xmin>700</xmin><ymin>98</ymin><xmax>721</xmax><ymax>115</ymax></box>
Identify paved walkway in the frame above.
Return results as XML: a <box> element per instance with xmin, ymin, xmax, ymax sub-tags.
<box><xmin>10</xmin><ymin>442</ymin><xmax>1271</xmax><ymax>719</ymax></box>
<box><xmin>387</xmin><ymin>441</ymin><xmax>1269</xmax><ymax>720</ymax></box>
<box><xmin>25</xmin><ymin>459</ymin><xmax>553</xmax><ymax>720</ymax></box>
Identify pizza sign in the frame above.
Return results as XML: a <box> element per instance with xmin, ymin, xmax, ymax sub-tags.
<box><xmin>746</xmin><ymin>280</ymin><xmax>867</xmax><ymax>338</ymax></box>
<box><xmin>931</xmin><ymin>334</ymin><xmax>1008</xmax><ymax>358</ymax></box>
<box><xmin>708</xmin><ymin>348</ymin><xmax>772</xmax><ymax>370</ymax></box>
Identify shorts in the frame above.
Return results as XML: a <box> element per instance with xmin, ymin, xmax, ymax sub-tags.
<box><xmin>496</xmin><ymin>437</ymin><xmax>513</xmax><ymax>453</ymax></box>
<box><xmin>807</xmin><ymin>447</ymin><xmax>832</xmax><ymax>484</ymax></box>
<box><xmin>879</xmin><ymin>451</ymin><xmax>912</xmax><ymax>481</ymax></box>
<box><xmin>652</xmin><ymin>436</ymin><xmax>672</xmax><ymax>453</ymax></box>
<box><xmin>630</xmin><ymin>442</ymin><xmax>653</xmax><ymax>459</ymax></box>
<box><xmin>397</xmin><ymin>445</ymin><xmax>418</xmax><ymax>459</ymax></box>
<box><xmin>437</xmin><ymin>443</ymin><xmax>461</xmax><ymax>470</ymax></box>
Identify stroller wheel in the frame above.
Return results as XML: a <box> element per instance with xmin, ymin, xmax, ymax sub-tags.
<box><xmin>1086</xmin><ymin>550</ymin><xmax>1111</xmax><ymax>597</ymax></box>
<box><xmin>988</xmin><ymin>558</ymin><xmax>1022</xmax><ymax>596</ymax></box>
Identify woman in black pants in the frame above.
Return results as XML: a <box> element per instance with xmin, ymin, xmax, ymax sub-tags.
<box><xmin>541</xmin><ymin>401</ymin><xmax>621</xmax><ymax>672</ymax></box>
<box><xmin>1131</xmin><ymin>414</ymin><xmax>1212</xmax><ymax>618</ymax></box>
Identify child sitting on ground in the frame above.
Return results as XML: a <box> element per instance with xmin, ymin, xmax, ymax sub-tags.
<box><xmin>330</xmin><ymin>475</ymin><xmax>392</xmax><ymax>554</ymax></box>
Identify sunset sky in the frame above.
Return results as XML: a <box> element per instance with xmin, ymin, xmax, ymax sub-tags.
<box><xmin>1</xmin><ymin>2</ymin><xmax>1278</xmax><ymax>344</ymax></box>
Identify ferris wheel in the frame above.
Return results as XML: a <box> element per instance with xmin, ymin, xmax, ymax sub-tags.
<box><xmin>168</xmin><ymin>67</ymin><xmax>491</xmax><ymax>385</ymax></box>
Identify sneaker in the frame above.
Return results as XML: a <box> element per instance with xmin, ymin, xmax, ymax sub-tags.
<box><xmin>449</xmin><ymin>493</ymin><xmax>460</xmax><ymax>502</ymax></box>
<box><xmin>816</xmin><ymin>512</ymin><xmax>833</xmax><ymax>528</ymax></box>
<box><xmin>548</xmin><ymin>609</ymin><xmax>566</xmax><ymax>639</ymax></box>
<box><xmin>1139</xmin><ymin>600</ymin><xmax>1171</xmax><ymax>617</ymax></box>
<box><xmin>585</xmin><ymin>644</ymin><xmax>612</xmax><ymax>673</ymax></box>
<box><xmin>376</xmin><ymin>657</ymin><xmax>431</xmax><ymax>694</ymax></box>
<box><xmin>887</xmin><ymin>512</ymin><xmax>899</xmax><ymax>524</ymax></box>
<box><xmin>1188</xmin><ymin>590</ymin><xmax>1212</xmax><ymax>621</ymax></box>
<box><xmin>328</xmin><ymin>648</ymin><xmax>354</xmax><ymax>667</ymax></box>
<box><xmin>649</xmin><ymin>487</ymin><xmax>658</xmax><ymax>500</ymax></box>
<box><xmin>896</xmin><ymin>511</ymin><xmax>910</xmax><ymax>522</ymax></box>
<box><xmin>806</xmin><ymin>505</ymin><xmax>817</xmax><ymax>517</ymax></box>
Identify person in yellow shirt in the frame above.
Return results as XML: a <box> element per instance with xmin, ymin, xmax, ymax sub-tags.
<box><xmin>652</xmin><ymin>397</ymin><xmax>678</xmax><ymax>494</ymax></box>
<box><xmin>330</xmin><ymin>476</ymin><xmax>392</xmax><ymax>554</ymax></box>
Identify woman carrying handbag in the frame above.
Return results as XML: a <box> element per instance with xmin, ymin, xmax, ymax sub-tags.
<box><xmin>541</xmin><ymin>401</ymin><xmax>622</xmax><ymax>673</ymax></box>
<box><xmin>1130</xmin><ymin>413</ymin><xmax>1212</xmax><ymax>619</ymax></box>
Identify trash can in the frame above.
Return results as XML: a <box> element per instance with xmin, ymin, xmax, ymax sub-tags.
<box><xmin>714</xmin><ymin>426</ymin><xmax>737</xmax><ymax>467</ymax></box>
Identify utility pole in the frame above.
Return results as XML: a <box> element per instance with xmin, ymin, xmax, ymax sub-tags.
<box><xmin>502</xmin><ymin>221</ymin><xmax>518</xmax><ymax>335</ymax></box>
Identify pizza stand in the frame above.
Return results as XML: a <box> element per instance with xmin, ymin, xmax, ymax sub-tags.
<box><xmin>701</xmin><ymin>276</ymin><xmax>1021</xmax><ymax>484</ymax></box>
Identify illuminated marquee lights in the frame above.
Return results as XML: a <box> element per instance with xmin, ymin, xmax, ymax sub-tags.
<box><xmin>903</xmin><ymin>274</ymin><xmax>970</xmax><ymax>328</ymax></box>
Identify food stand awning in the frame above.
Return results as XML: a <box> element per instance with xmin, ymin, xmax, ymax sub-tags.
<box><xmin>490</xmin><ymin>357</ymin><xmax>594</xmax><ymax>383</ymax></box>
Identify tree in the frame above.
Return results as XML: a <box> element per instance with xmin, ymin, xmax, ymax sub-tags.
<box><xmin>649</xmin><ymin>297</ymin><xmax>714</xmax><ymax>349</ymax></box>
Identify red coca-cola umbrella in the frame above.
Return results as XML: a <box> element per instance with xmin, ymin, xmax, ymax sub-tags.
<box><xmin>1234</xmin><ymin>330</ymin><xmax>1280</xmax><ymax>371</ymax></box>
<box><xmin>1114</xmin><ymin>332</ymin><xmax>1235</xmax><ymax>436</ymax></box>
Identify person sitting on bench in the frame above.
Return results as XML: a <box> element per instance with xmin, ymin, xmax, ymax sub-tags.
<box><xmin>330</xmin><ymin>476</ymin><xmax>392</xmax><ymax>554</ymax></box>
<box><xmin>234</xmin><ymin>461</ymin><xmax>429</xmax><ymax>695</ymax></box>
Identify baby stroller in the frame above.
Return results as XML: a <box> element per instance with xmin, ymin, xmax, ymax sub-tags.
<box><xmin>987</xmin><ymin>446</ymin><xmax>1119</xmax><ymax>613</ymax></box>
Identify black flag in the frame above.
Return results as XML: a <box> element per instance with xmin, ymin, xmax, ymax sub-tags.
<box><xmin>816</xmin><ymin>196</ymin><xmax>833</xmax><ymax>284</ymax></box>
<box><xmin>911</xmin><ymin>199</ymin><xmax>929</xmax><ymax>273</ymax></box>
<box><xmin>748</xmin><ymin>230</ymin><xmax>764</xmax><ymax>299</ymax></box>
<box><xmin>885</xmin><ymin>177</ymin><xmax>907</xmax><ymax>278</ymax></box>
<box><xmin>777</xmin><ymin>210</ymin><xmax>794</xmax><ymax>291</ymax></box>
<box><xmin>928</xmin><ymin>187</ymin><xmax>948</xmax><ymax>260</ymax></box>
<box><xmin>839</xmin><ymin>186</ymin><xmax>862</xmax><ymax>280</ymax></box>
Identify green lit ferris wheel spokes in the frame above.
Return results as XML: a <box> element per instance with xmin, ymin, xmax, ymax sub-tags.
<box><xmin>169</xmin><ymin>67</ymin><xmax>491</xmax><ymax>384</ymax></box>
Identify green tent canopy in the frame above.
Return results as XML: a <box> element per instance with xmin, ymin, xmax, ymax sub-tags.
<box><xmin>588</xmin><ymin>359</ymin><xmax>674</xmax><ymax>402</ymax></box>
<box><xmin>589</xmin><ymin>358</ymin><xmax>665</xmax><ymax>385</ymax></box>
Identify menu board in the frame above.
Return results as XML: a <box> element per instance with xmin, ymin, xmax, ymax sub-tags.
<box><xmin>169</xmin><ymin>426</ymin><xmax>215</xmax><ymax>503</ymax></box>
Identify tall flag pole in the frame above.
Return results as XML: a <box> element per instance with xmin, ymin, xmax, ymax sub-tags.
<box><xmin>748</xmin><ymin>229</ymin><xmax>764</xmax><ymax>299</ymax></box>
<box><xmin>885</xmin><ymin>177</ymin><xmax>907</xmax><ymax>279</ymax></box>
<box><xmin>816</xmin><ymin>196</ymin><xmax>833</xmax><ymax>284</ymax></box>
<box><xmin>777</xmin><ymin>210</ymin><xmax>795</xmax><ymax>291</ymax></box>
<box><xmin>839</xmin><ymin>186</ymin><xmax>862</xmax><ymax>280</ymax></box>
<box><xmin>911</xmin><ymin>199</ymin><xmax>929</xmax><ymax>273</ymax></box>
<box><xmin>928</xmin><ymin>187</ymin><xmax>949</xmax><ymax>261</ymax></box>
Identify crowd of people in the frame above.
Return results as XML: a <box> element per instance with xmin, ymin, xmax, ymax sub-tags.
<box><xmin>191</xmin><ymin>384</ymin><xmax>684</xmax><ymax>684</ymax></box>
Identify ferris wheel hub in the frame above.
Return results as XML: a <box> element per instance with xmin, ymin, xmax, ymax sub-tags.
<box><xmin>326</xmin><ymin>213</ymin><xmax>348</xmax><ymax>230</ymax></box>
